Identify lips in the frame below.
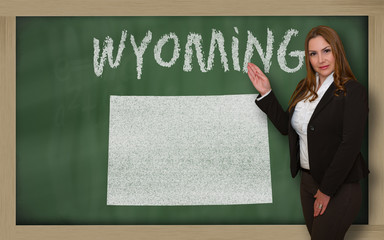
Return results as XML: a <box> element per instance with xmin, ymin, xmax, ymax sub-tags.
<box><xmin>319</xmin><ymin>65</ymin><xmax>329</xmax><ymax>70</ymax></box>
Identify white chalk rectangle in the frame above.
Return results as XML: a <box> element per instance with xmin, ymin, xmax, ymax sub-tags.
<box><xmin>107</xmin><ymin>94</ymin><xmax>272</xmax><ymax>206</ymax></box>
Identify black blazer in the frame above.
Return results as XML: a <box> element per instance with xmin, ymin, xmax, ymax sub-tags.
<box><xmin>256</xmin><ymin>80</ymin><xmax>369</xmax><ymax>197</ymax></box>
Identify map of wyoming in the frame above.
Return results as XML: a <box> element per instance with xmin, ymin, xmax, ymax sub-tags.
<box><xmin>107</xmin><ymin>94</ymin><xmax>272</xmax><ymax>206</ymax></box>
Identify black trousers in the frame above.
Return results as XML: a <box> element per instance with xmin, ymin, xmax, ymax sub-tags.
<box><xmin>300</xmin><ymin>171</ymin><xmax>362</xmax><ymax>240</ymax></box>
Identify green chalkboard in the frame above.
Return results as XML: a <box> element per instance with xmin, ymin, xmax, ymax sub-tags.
<box><xmin>16</xmin><ymin>16</ymin><xmax>368</xmax><ymax>224</ymax></box>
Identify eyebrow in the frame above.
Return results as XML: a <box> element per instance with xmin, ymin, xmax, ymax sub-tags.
<box><xmin>308</xmin><ymin>45</ymin><xmax>331</xmax><ymax>52</ymax></box>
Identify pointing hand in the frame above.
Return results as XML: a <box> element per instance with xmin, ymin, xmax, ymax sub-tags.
<box><xmin>247</xmin><ymin>62</ymin><xmax>272</xmax><ymax>96</ymax></box>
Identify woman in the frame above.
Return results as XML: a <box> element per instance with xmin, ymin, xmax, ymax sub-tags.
<box><xmin>247</xmin><ymin>25</ymin><xmax>369</xmax><ymax>239</ymax></box>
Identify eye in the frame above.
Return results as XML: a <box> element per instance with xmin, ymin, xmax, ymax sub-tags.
<box><xmin>324</xmin><ymin>48</ymin><xmax>331</xmax><ymax>54</ymax></box>
<box><xmin>309</xmin><ymin>52</ymin><xmax>316</xmax><ymax>56</ymax></box>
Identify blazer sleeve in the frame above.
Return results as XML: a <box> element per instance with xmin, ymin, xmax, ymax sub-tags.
<box><xmin>319</xmin><ymin>81</ymin><xmax>369</xmax><ymax>196</ymax></box>
<box><xmin>255</xmin><ymin>90</ymin><xmax>290</xmax><ymax>135</ymax></box>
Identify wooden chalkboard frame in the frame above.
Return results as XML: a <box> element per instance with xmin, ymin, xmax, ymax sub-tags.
<box><xmin>1</xmin><ymin>0</ymin><xmax>384</xmax><ymax>239</ymax></box>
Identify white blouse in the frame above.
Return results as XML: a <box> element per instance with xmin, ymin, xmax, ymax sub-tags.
<box><xmin>291</xmin><ymin>73</ymin><xmax>334</xmax><ymax>170</ymax></box>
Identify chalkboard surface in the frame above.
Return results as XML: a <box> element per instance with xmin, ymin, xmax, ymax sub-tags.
<box><xmin>16</xmin><ymin>16</ymin><xmax>368</xmax><ymax>224</ymax></box>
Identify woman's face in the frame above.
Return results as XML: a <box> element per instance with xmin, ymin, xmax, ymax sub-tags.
<box><xmin>308</xmin><ymin>36</ymin><xmax>336</xmax><ymax>83</ymax></box>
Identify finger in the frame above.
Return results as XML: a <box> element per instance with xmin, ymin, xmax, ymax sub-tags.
<box><xmin>247</xmin><ymin>64</ymin><xmax>257</xmax><ymax>78</ymax></box>
<box><xmin>320</xmin><ymin>203</ymin><xmax>328</xmax><ymax>215</ymax></box>
<box><xmin>247</xmin><ymin>67</ymin><xmax>257</xmax><ymax>84</ymax></box>
<box><xmin>314</xmin><ymin>208</ymin><xmax>319</xmax><ymax>217</ymax></box>
<box><xmin>314</xmin><ymin>201</ymin><xmax>321</xmax><ymax>217</ymax></box>
<box><xmin>247</xmin><ymin>63</ymin><xmax>257</xmax><ymax>75</ymax></box>
<box><xmin>253</xmin><ymin>65</ymin><xmax>267</xmax><ymax>78</ymax></box>
<box><xmin>248</xmin><ymin>63</ymin><xmax>261</xmax><ymax>75</ymax></box>
<box><xmin>247</xmin><ymin>66</ymin><xmax>260</xmax><ymax>85</ymax></box>
<box><xmin>320</xmin><ymin>207</ymin><xmax>325</xmax><ymax>215</ymax></box>
<box><xmin>251</xmin><ymin>68</ymin><xmax>266</xmax><ymax>83</ymax></box>
<box><xmin>248</xmin><ymin>63</ymin><xmax>266</xmax><ymax>81</ymax></box>
<box><xmin>314</xmin><ymin>210</ymin><xmax>319</xmax><ymax>217</ymax></box>
<box><xmin>247</xmin><ymin>62</ymin><xmax>258</xmax><ymax>69</ymax></box>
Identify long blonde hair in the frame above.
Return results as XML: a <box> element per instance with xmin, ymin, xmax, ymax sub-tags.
<box><xmin>288</xmin><ymin>25</ymin><xmax>356</xmax><ymax>112</ymax></box>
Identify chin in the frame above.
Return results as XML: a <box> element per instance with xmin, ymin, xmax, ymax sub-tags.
<box><xmin>318</xmin><ymin>69</ymin><xmax>333</xmax><ymax>78</ymax></box>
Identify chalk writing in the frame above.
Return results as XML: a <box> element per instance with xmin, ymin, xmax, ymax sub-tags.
<box><xmin>93</xmin><ymin>28</ymin><xmax>305</xmax><ymax>79</ymax></box>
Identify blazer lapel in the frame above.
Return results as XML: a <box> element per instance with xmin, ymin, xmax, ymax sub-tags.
<box><xmin>288</xmin><ymin>104</ymin><xmax>296</xmax><ymax>133</ymax></box>
<box><xmin>309</xmin><ymin>83</ymin><xmax>336</xmax><ymax>122</ymax></box>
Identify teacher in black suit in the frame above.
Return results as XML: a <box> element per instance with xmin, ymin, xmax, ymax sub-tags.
<box><xmin>247</xmin><ymin>25</ymin><xmax>369</xmax><ymax>240</ymax></box>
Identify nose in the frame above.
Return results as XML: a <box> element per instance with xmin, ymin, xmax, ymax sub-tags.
<box><xmin>318</xmin><ymin>53</ymin><xmax>325</xmax><ymax>63</ymax></box>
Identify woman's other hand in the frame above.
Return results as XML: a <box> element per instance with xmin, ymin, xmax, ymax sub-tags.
<box><xmin>247</xmin><ymin>62</ymin><xmax>272</xmax><ymax>96</ymax></box>
<box><xmin>314</xmin><ymin>189</ymin><xmax>331</xmax><ymax>217</ymax></box>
